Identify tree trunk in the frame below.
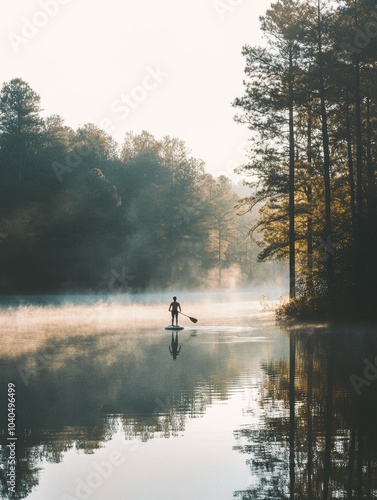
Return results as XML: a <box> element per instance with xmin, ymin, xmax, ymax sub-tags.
<box><xmin>345</xmin><ymin>90</ymin><xmax>357</xmax><ymax>235</ymax></box>
<box><xmin>317</xmin><ymin>0</ymin><xmax>333</xmax><ymax>292</ymax></box>
<box><xmin>347</xmin><ymin>426</ymin><xmax>356</xmax><ymax>499</ymax></box>
<box><xmin>307</xmin><ymin>336</ymin><xmax>313</xmax><ymax>499</ymax></box>
<box><xmin>218</xmin><ymin>224</ymin><xmax>222</xmax><ymax>287</ymax></box>
<box><xmin>355</xmin><ymin>59</ymin><xmax>364</xmax><ymax>236</ymax></box>
<box><xmin>289</xmin><ymin>331</ymin><xmax>296</xmax><ymax>499</ymax></box>
<box><xmin>323</xmin><ymin>337</ymin><xmax>334</xmax><ymax>500</ymax></box>
<box><xmin>366</xmin><ymin>96</ymin><xmax>376</xmax><ymax>223</ymax></box>
<box><xmin>288</xmin><ymin>47</ymin><xmax>296</xmax><ymax>300</ymax></box>
<box><xmin>306</xmin><ymin>104</ymin><xmax>314</xmax><ymax>292</ymax></box>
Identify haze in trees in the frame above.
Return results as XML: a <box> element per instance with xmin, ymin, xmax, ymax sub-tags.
<box><xmin>0</xmin><ymin>78</ymin><xmax>282</xmax><ymax>294</ymax></box>
<box><xmin>234</xmin><ymin>0</ymin><xmax>377</xmax><ymax>320</ymax></box>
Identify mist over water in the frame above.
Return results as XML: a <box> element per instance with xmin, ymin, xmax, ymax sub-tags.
<box><xmin>1</xmin><ymin>290</ymin><xmax>375</xmax><ymax>499</ymax></box>
<box><xmin>0</xmin><ymin>287</ymin><xmax>283</xmax><ymax>333</ymax></box>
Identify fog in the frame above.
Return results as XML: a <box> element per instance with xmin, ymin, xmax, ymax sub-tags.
<box><xmin>0</xmin><ymin>288</ymin><xmax>284</xmax><ymax>359</ymax></box>
<box><xmin>0</xmin><ymin>286</ymin><xmax>285</xmax><ymax>324</ymax></box>
<box><xmin>1</xmin><ymin>289</ymin><xmax>377</xmax><ymax>499</ymax></box>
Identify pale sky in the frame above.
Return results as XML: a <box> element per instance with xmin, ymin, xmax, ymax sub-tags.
<box><xmin>1</xmin><ymin>0</ymin><xmax>272</xmax><ymax>179</ymax></box>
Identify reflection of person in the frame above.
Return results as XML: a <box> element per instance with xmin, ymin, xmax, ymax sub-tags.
<box><xmin>169</xmin><ymin>332</ymin><xmax>181</xmax><ymax>360</ymax></box>
<box><xmin>168</xmin><ymin>296</ymin><xmax>181</xmax><ymax>326</ymax></box>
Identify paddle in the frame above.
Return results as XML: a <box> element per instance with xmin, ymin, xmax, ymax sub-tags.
<box><xmin>178</xmin><ymin>311</ymin><xmax>198</xmax><ymax>323</ymax></box>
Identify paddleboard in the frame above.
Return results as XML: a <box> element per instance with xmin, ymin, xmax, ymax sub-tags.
<box><xmin>165</xmin><ymin>325</ymin><xmax>184</xmax><ymax>331</ymax></box>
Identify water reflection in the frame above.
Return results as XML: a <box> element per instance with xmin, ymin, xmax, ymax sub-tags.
<box><xmin>234</xmin><ymin>326</ymin><xmax>377</xmax><ymax>499</ymax></box>
<box><xmin>169</xmin><ymin>332</ymin><xmax>182</xmax><ymax>360</ymax></box>
<box><xmin>0</xmin><ymin>318</ymin><xmax>254</xmax><ymax>499</ymax></box>
<box><xmin>1</xmin><ymin>299</ymin><xmax>377</xmax><ymax>499</ymax></box>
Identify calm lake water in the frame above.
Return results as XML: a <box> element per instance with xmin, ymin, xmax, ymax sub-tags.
<box><xmin>0</xmin><ymin>292</ymin><xmax>377</xmax><ymax>499</ymax></box>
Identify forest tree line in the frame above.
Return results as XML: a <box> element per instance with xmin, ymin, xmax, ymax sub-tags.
<box><xmin>0</xmin><ymin>78</ymin><xmax>282</xmax><ymax>294</ymax></box>
<box><xmin>234</xmin><ymin>0</ymin><xmax>377</xmax><ymax>319</ymax></box>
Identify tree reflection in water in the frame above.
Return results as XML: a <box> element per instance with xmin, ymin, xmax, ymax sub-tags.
<box><xmin>1</xmin><ymin>319</ymin><xmax>377</xmax><ymax>499</ymax></box>
<box><xmin>233</xmin><ymin>327</ymin><xmax>377</xmax><ymax>499</ymax></box>
<box><xmin>0</xmin><ymin>327</ymin><xmax>239</xmax><ymax>499</ymax></box>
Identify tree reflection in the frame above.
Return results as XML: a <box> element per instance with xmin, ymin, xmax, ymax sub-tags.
<box><xmin>234</xmin><ymin>327</ymin><xmax>377</xmax><ymax>499</ymax></box>
<box><xmin>0</xmin><ymin>328</ymin><xmax>240</xmax><ymax>498</ymax></box>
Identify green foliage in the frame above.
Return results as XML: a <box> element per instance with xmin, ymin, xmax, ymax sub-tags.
<box><xmin>235</xmin><ymin>0</ymin><xmax>377</xmax><ymax>319</ymax></box>
<box><xmin>0</xmin><ymin>80</ymin><xmax>275</xmax><ymax>293</ymax></box>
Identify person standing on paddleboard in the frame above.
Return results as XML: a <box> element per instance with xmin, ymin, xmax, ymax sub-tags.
<box><xmin>169</xmin><ymin>296</ymin><xmax>181</xmax><ymax>326</ymax></box>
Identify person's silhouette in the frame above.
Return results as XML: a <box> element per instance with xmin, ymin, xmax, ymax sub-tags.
<box><xmin>169</xmin><ymin>332</ymin><xmax>181</xmax><ymax>360</ymax></box>
<box><xmin>168</xmin><ymin>296</ymin><xmax>181</xmax><ymax>326</ymax></box>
